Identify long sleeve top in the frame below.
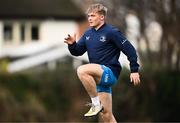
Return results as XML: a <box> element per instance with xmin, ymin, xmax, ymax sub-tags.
<box><xmin>68</xmin><ymin>23</ymin><xmax>139</xmax><ymax>78</ymax></box>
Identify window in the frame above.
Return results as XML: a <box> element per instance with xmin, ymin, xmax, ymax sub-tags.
<box><xmin>3</xmin><ymin>21</ymin><xmax>40</xmax><ymax>44</ymax></box>
<box><xmin>3</xmin><ymin>24</ymin><xmax>13</xmax><ymax>42</ymax></box>
<box><xmin>20</xmin><ymin>24</ymin><xmax>25</xmax><ymax>42</ymax></box>
<box><xmin>31</xmin><ymin>25</ymin><xmax>39</xmax><ymax>40</ymax></box>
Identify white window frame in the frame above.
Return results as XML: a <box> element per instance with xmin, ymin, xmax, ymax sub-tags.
<box><xmin>3</xmin><ymin>20</ymin><xmax>40</xmax><ymax>45</ymax></box>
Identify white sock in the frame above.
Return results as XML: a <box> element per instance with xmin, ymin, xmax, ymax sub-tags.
<box><xmin>91</xmin><ymin>96</ymin><xmax>100</xmax><ymax>106</ymax></box>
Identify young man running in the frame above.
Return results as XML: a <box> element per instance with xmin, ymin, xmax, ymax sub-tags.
<box><xmin>64</xmin><ymin>3</ymin><xmax>140</xmax><ymax>123</ymax></box>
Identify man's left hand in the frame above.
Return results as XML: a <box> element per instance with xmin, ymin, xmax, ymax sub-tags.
<box><xmin>130</xmin><ymin>72</ymin><xmax>140</xmax><ymax>85</ymax></box>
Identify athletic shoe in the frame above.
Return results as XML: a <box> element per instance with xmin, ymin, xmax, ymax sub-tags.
<box><xmin>84</xmin><ymin>103</ymin><xmax>103</xmax><ymax>117</ymax></box>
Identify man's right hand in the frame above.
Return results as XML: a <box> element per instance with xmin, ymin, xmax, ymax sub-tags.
<box><xmin>64</xmin><ymin>34</ymin><xmax>76</xmax><ymax>45</ymax></box>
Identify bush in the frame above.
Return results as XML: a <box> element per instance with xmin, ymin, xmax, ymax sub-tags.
<box><xmin>0</xmin><ymin>63</ymin><xmax>179</xmax><ymax>122</ymax></box>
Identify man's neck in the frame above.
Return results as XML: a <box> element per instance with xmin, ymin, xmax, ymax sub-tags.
<box><xmin>94</xmin><ymin>22</ymin><xmax>105</xmax><ymax>30</ymax></box>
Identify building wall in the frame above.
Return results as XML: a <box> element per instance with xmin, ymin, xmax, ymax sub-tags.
<box><xmin>40</xmin><ymin>20</ymin><xmax>77</xmax><ymax>44</ymax></box>
<box><xmin>0</xmin><ymin>20</ymin><xmax>79</xmax><ymax>57</ymax></box>
<box><xmin>0</xmin><ymin>20</ymin><xmax>77</xmax><ymax>46</ymax></box>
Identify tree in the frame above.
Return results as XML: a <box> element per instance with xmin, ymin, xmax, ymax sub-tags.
<box><xmin>73</xmin><ymin>0</ymin><xmax>180</xmax><ymax>71</ymax></box>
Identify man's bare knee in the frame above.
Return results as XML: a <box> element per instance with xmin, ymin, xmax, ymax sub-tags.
<box><xmin>77</xmin><ymin>66</ymin><xmax>86</xmax><ymax>77</ymax></box>
<box><xmin>77</xmin><ymin>65</ymin><xmax>87</xmax><ymax>78</ymax></box>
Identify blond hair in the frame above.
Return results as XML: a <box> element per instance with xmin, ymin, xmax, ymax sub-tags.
<box><xmin>86</xmin><ymin>3</ymin><xmax>108</xmax><ymax>16</ymax></box>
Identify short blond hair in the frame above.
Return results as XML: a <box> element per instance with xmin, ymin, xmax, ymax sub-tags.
<box><xmin>86</xmin><ymin>3</ymin><xmax>108</xmax><ymax>16</ymax></box>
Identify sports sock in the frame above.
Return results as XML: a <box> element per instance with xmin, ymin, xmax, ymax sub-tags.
<box><xmin>91</xmin><ymin>96</ymin><xmax>100</xmax><ymax>106</ymax></box>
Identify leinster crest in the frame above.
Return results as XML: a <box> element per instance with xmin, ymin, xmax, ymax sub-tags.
<box><xmin>100</xmin><ymin>35</ymin><xmax>106</xmax><ymax>42</ymax></box>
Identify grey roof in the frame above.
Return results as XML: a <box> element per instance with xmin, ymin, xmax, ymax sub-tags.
<box><xmin>0</xmin><ymin>0</ymin><xmax>85</xmax><ymax>20</ymax></box>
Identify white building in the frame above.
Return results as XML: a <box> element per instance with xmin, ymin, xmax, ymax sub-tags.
<box><xmin>0</xmin><ymin>0</ymin><xmax>88</xmax><ymax>73</ymax></box>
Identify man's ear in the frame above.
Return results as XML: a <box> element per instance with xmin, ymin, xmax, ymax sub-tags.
<box><xmin>100</xmin><ymin>15</ymin><xmax>105</xmax><ymax>21</ymax></box>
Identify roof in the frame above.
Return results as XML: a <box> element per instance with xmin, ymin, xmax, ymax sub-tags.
<box><xmin>0</xmin><ymin>0</ymin><xmax>85</xmax><ymax>20</ymax></box>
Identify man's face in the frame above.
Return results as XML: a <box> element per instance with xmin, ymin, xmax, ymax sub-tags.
<box><xmin>87</xmin><ymin>12</ymin><xmax>104</xmax><ymax>28</ymax></box>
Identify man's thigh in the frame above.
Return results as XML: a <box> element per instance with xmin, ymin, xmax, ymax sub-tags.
<box><xmin>98</xmin><ymin>92</ymin><xmax>112</xmax><ymax>113</ymax></box>
<box><xmin>77</xmin><ymin>63</ymin><xmax>103</xmax><ymax>83</ymax></box>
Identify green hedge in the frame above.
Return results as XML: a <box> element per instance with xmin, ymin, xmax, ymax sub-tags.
<box><xmin>0</xmin><ymin>63</ymin><xmax>179</xmax><ymax>122</ymax></box>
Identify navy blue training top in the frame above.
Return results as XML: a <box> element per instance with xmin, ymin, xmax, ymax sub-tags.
<box><xmin>68</xmin><ymin>23</ymin><xmax>139</xmax><ymax>78</ymax></box>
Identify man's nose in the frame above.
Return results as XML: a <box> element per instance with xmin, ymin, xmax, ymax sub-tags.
<box><xmin>88</xmin><ymin>16</ymin><xmax>92</xmax><ymax>21</ymax></box>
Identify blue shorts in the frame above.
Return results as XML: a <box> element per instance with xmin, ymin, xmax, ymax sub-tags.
<box><xmin>96</xmin><ymin>65</ymin><xmax>117</xmax><ymax>94</ymax></box>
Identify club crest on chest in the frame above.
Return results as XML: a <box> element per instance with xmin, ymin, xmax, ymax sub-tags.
<box><xmin>100</xmin><ymin>35</ymin><xmax>106</xmax><ymax>42</ymax></box>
